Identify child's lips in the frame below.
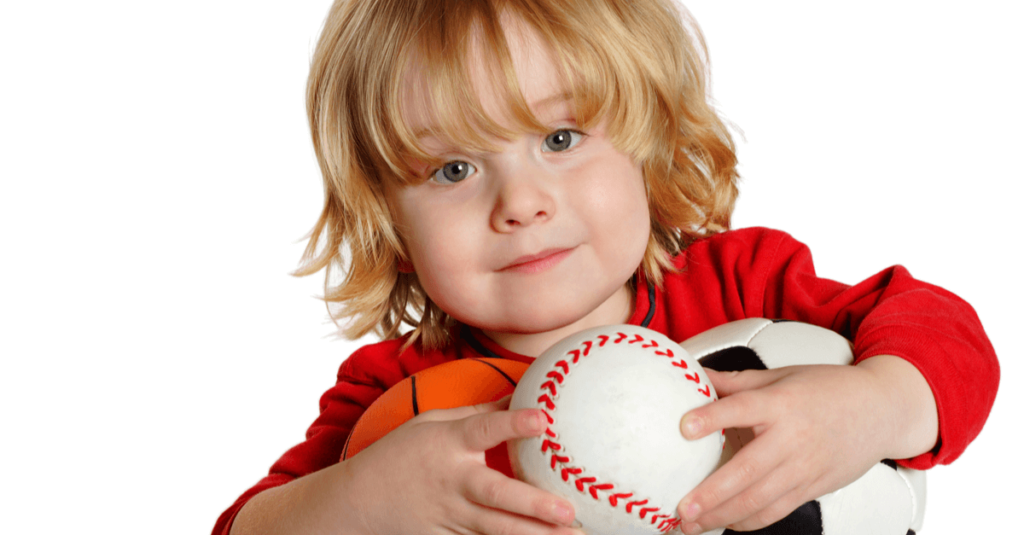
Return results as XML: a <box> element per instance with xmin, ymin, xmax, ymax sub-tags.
<box><xmin>499</xmin><ymin>247</ymin><xmax>575</xmax><ymax>274</ymax></box>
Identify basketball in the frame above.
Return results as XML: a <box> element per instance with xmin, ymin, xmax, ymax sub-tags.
<box><xmin>341</xmin><ymin>357</ymin><xmax>529</xmax><ymax>478</ymax></box>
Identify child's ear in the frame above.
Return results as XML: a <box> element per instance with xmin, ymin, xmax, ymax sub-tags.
<box><xmin>397</xmin><ymin>259</ymin><xmax>415</xmax><ymax>273</ymax></box>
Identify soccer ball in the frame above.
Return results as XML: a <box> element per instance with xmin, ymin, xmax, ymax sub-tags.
<box><xmin>681</xmin><ymin>318</ymin><xmax>927</xmax><ymax>535</ymax></box>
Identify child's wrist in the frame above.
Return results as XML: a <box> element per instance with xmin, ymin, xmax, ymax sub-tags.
<box><xmin>233</xmin><ymin>460</ymin><xmax>367</xmax><ymax>535</ymax></box>
<box><xmin>322</xmin><ymin>459</ymin><xmax>373</xmax><ymax>535</ymax></box>
<box><xmin>855</xmin><ymin>355</ymin><xmax>939</xmax><ymax>460</ymax></box>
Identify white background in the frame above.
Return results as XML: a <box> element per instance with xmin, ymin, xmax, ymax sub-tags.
<box><xmin>1</xmin><ymin>1</ymin><xmax>1020</xmax><ymax>533</ymax></box>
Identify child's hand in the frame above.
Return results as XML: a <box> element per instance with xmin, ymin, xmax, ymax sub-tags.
<box><xmin>674</xmin><ymin>364</ymin><xmax>909</xmax><ymax>535</ymax></box>
<box><xmin>343</xmin><ymin>395</ymin><xmax>584</xmax><ymax>535</ymax></box>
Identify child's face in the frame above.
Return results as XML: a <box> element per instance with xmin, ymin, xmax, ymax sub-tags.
<box><xmin>389</xmin><ymin>19</ymin><xmax>650</xmax><ymax>343</ymax></box>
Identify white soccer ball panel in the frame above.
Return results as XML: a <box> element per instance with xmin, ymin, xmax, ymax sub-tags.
<box><xmin>674</xmin><ymin>318</ymin><xmax>774</xmax><ymax>360</ymax></box>
<box><xmin>748</xmin><ymin>321</ymin><xmax>854</xmax><ymax>368</ymax></box>
<box><xmin>898</xmin><ymin>465</ymin><xmax>927</xmax><ymax>532</ymax></box>
<box><xmin>818</xmin><ymin>463</ymin><xmax>914</xmax><ymax>535</ymax></box>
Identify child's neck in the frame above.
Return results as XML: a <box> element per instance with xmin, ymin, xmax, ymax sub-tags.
<box><xmin>482</xmin><ymin>284</ymin><xmax>635</xmax><ymax>358</ymax></box>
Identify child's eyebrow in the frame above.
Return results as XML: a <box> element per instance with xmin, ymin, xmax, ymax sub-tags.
<box><xmin>528</xmin><ymin>90</ymin><xmax>573</xmax><ymax>113</ymax></box>
<box><xmin>412</xmin><ymin>90</ymin><xmax>573</xmax><ymax>141</ymax></box>
<box><xmin>413</xmin><ymin>126</ymin><xmax>444</xmax><ymax>142</ymax></box>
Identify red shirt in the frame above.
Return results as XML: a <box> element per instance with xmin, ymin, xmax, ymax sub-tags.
<box><xmin>213</xmin><ymin>227</ymin><xmax>999</xmax><ymax>534</ymax></box>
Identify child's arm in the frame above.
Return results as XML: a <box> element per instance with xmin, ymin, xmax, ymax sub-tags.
<box><xmin>673</xmin><ymin>355</ymin><xmax>937</xmax><ymax>533</ymax></box>
<box><xmin>229</xmin><ymin>397</ymin><xmax>583</xmax><ymax>535</ymax></box>
<box><xmin>214</xmin><ymin>341</ymin><xmax>584</xmax><ymax>535</ymax></box>
<box><xmin>654</xmin><ymin>227</ymin><xmax>998</xmax><ymax>534</ymax></box>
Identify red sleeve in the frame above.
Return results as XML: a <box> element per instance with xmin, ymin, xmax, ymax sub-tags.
<box><xmin>683</xmin><ymin>227</ymin><xmax>999</xmax><ymax>470</ymax></box>
<box><xmin>211</xmin><ymin>338</ymin><xmax>424</xmax><ymax>535</ymax></box>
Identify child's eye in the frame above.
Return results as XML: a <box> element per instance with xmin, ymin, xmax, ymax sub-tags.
<box><xmin>430</xmin><ymin>161</ymin><xmax>477</xmax><ymax>185</ymax></box>
<box><xmin>542</xmin><ymin>129</ymin><xmax>584</xmax><ymax>153</ymax></box>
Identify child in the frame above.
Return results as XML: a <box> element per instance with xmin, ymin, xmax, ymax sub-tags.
<box><xmin>216</xmin><ymin>0</ymin><xmax>999</xmax><ymax>533</ymax></box>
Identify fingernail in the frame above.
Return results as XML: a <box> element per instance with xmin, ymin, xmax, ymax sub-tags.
<box><xmin>682</xmin><ymin>501</ymin><xmax>701</xmax><ymax>521</ymax></box>
<box><xmin>531</xmin><ymin>411</ymin><xmax>547</xmax><ymax>432</ymax></box>
<box><xmin>682</xmin><ymin>416</ymin><xmax>702</xmax><ymax>438</ymax></box>
<box><xmin>552</xmin><ymin>502</ymin><xmax>574</xmax><ymax>524</ymax></box>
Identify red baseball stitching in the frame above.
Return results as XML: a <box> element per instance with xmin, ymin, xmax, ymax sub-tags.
<box><xmin>608</xmin><ymin>492</ymin><xmax>633</xmax><ymax>506</ymax></box>
<box><xmin>551</xmin><ymin>454</ymin><xmax>570</xmax><ymax>469</ymax></box>
<box><xmin>575</xmin><ymin>476</ymin><xmax>597</xmax><ymax>492</ymax></box>
<box><xmin>660</xmin><ymin>518</ymin><xmax>683</xmax><ymax>531</ymax></box>
<box><xmin>588</xmin><ymin>483</ymin><xmax>614</xmax><ymax>499</ymax></box>
<box><xmin>541</xmin><ymin>439</ymin><xmax>561</xmax><ymax>453</ymax></box>
<box><xmin>562</xmin><ymin>467</ymin><xmax>583</xmax><ymax>481</ymax></box>
<box><xmin>625</xmin><ymin>499</ymin><xmax>648</xmax><ymax>513</ymax></box>
<box><xmin>533</xmin><ymin>330</ymin><xmax>713</xmax><ymax>532</ymax></box>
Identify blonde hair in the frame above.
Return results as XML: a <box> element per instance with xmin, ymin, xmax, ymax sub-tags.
<box><xmin>296</xmin><ymin>0</ymin><xmax>739</xmax><ymax>349</ymax></box>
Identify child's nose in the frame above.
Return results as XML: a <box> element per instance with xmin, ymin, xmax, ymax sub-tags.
<box><xmin>489</xmin><ymin>168</ymin><xmax>556</xmax><ymax>232</ymax></box>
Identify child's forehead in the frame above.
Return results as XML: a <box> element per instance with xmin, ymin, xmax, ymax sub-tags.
<box><xmin>398</xmin><ymin>19</ymin><xmax>577</xmax><ymax>149</ymax></box>
<box><xmin>402</xmin><ymin>85</ymin><xmax>576</xmax><ymax>144</ymax></box>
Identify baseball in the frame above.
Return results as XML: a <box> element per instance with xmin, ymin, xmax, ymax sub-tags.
<box><xmin>508</xmin><ymin>325</ymin><xmax>724</xmax><ymax>535</ymax></box>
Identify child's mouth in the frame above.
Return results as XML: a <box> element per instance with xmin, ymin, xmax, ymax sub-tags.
<box><xmin>499</xmin><ymin>247</ymin><xmax>575</xmax><ymax>274</ymax></box>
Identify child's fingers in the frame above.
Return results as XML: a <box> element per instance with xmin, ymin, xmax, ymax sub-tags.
<box><xmin>705</xmin><ymin>367</ymin><xmax>788</xmax><ymax>397</ymax></box>
<box><xmin>475</xmin><ymin>394</ymin><xmax>512</xmax><ymax>411</ymax></box>
<box><xmin>466</xmin><ymin>505</ymin><xmax>584</xmax><ymax>535</ymax></box>
<box><xmin>680</xmin><ymin>388</ymin><xmax>773</xmax><ymax>441</ymax></box>
<box><xmin>678</xmin><ymin>449</ymin><xmax>801</xmax><ymax>532</ymax></box>
<box><xmin>459</xmin><ymin>406</ymin><xmax>547</xmax><ymax>452</ymax></box>
<box><xmin>714</xmin><ymin>486</ymin><xmax>811</xmax><ymax>533</ymax></box>
<box><xmin>675</xmin><ymin>434</ymin><xmax>785</xmax><ymax>528</ymax></box>
<box><xmin>492</xmin><ymin>394</ymin><xmax>513</xmax><ymax>410</ymax></box>
<box><xmin>463</xmin><ymin>464</ymin><xmax>576</xmax><ymax>527</ymax></box>
<box><xmin>417</xmin><ymin>395</ymin><xmax>514</xmax><ymax>423</ymax></box>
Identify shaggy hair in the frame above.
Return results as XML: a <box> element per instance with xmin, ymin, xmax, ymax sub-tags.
<box><xmin>296</xmin><ymin>0</ymin><xmax>739</xmax><ymax>349</ymax></box>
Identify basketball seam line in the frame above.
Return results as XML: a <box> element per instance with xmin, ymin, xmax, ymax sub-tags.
<box><xmin>471</xmin><ymin>358</ymin><xmax>518</xmax><ymax>387</ymax></box>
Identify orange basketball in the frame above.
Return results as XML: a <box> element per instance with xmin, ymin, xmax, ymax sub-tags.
<box><xmin>341</xmin><ymin>358</ymin><xmax>529</xmax><ymax>478</ymax></box>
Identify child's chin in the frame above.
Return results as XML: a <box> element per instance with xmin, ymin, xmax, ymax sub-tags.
<box><xmin>497</xmin><ymin>310</ymin><xmax>597</xmax><ymax>336</ymax></box>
